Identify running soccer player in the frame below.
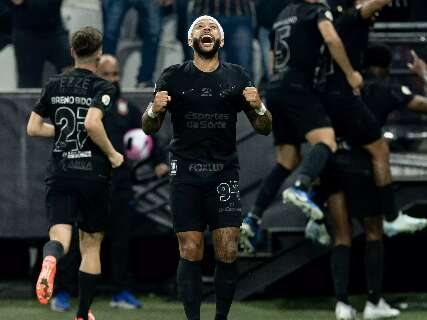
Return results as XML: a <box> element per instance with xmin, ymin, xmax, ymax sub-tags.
<box><xmin>310</xmin><ymin>44</ymin><xmax>427</xmax><ymax>320</ymax></box>
<box><xmin>142</xmin><ymin>15</ymin><xmax>272</xmax><ymax>320</ymax></box>
<box><xmin>240</xmin><ymin>0</ymin><xmax>363</xmax><ymax>253</ymax></box>
<box><xmin>27</xmin><ymin>27</ymin><xmax>123</xmax><ymax>320</ymax></box>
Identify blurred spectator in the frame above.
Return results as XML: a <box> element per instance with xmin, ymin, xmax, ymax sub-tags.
<box><xmin>255</xmin><ymin>0</ymin><xmax>292</xmax><ymax>87</ymax></box>
<box><xmin>9</xmin><ymin>0</ymin><xmax>72</xmax><ymax>88</ymax></box>
<box><xmin>192</xmin><ymin>0</ymin><xmax>255</xmax><ymax>76</ymax></box>
<box><xmin>102</xmin><ymin>0</ymin><xmax>166</xmax><ymax>88</ymax></box>
<box><xmin>0</xmin><ymin>2</ymin><xmax>12</xmax><ymax>51</ymax></box>
<box><xmin>50</xmin><ymin>55</ymin><xmax>169</xmax><ymax>311</ymax></box>
<box><xmin>175</xmin><ymin>0</ymin><xmax>192</xmax><ymax>61</ymax></box>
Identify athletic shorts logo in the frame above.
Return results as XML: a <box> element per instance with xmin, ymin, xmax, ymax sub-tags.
<box><xmin>170</xmin><ymin>160</ymin><xmax>178</xmax><ymax>176</ymax></box>
<box><xmin>102</xmin><ymin>95</ymin><xmax>111</xmax><ymax>106</ymax></box>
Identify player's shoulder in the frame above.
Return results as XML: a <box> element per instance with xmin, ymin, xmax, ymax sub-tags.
<box><xmin>304</xmin><ymin>2</ymin><xmax>332</xmax><ymax>20</ymax></box>
<box><xmin>160</xmin><ymin>63</ymin><xmax>185</xmax><ymax>78</ymax></box>
<box><xmin>222</xmin><ymin>62</ymin><xmax>250</xmax><ymax>77</ymax></box>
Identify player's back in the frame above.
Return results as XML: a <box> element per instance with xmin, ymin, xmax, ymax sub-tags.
<box><xmin>271</xmin><ymin>2</ymin><xmax>331</xmax><ymax>79</ymax></box>
<box><xmin>34</xmin><ymin>68</ymin><xmax>116</xmax><ymax>183</ymax></box>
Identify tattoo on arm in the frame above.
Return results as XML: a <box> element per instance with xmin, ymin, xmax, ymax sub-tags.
<box><xmin>245</xmin><ymin>109</ymin><xmax>272</xmax><ymax>136</ymax></box>
<box><xmin>141</xmin><ymin>109</ymin><xmax>166</xmax><ymax>134</ymax></box>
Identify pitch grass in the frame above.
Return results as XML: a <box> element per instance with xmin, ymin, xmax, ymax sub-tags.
<box><xmin>1</xmin><ymin>294</ymin><xmax>427</xmax><ymax>320</ymax></box>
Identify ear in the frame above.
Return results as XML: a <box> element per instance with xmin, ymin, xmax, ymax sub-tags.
<box><xmin>70</xmin><ymin>47</ymin><xmax>75</xmax><ymax>59</ymax></box>
<box><xmin>188</xmin><ymin>38</ymin><xmax>193</xmax><ymax>48</ymax></box>
<box><xmin>220</xmin><ymin>38</ymin><xmax>224</xmax><ymax>48</ymax></box>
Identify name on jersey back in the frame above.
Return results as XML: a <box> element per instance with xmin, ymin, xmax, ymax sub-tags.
<box><xmin>51</xmin><ymin>96</ymin><xmax>92</xmax><ymax>106</ymax></box>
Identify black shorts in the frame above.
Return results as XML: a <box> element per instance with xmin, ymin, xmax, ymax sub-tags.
<box><xmin>321</xmin><ymin>148</ymin><xmax>381</xmax><ymax>218</ymax></box>
<box><xmin>46</xmin><ymin>179</ymin><xmax>111</xmax><ymax>233</ymax></box>
<box><xmin>323</xmin><ymin>91</ymin><xmax>382</xmax><ymax>146</ymax></box>
<box><xmin>170</xmin><ymin>179</ymin><xmax>243</xmax><ymax>233</ymax></box>
<box><xmin>267</xmin><ymin>79</ymin><xmax>331</xmax><ymax>146</ymax></box>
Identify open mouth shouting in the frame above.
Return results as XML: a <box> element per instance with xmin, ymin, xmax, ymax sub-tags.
<box><xmin>200</xmin><ymin>34</ymin><xmax>215</xmax><ymax>48</ymax></box>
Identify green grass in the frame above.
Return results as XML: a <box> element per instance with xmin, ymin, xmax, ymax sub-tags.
<box><xmin>1</xmin><ymin>295</ymin><xmax>427</xmax><ymax>320</ymax></box>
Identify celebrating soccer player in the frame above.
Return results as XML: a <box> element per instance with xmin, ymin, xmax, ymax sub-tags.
<box><xmin>142</xmin><ymin>15</ymin><xmax>272</xmax><ymax>320</ymax></box>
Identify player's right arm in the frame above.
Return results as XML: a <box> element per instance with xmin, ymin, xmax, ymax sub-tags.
<box><xmin>27</xmin><ymin>112</ymin><xmax>55</xmax><ymax>137</ymax></box>
<box><xmin>85</xmin><ymin>107</ymin><xmax>124</xmax><ymax>168</ymax></box>
<box><xmin>141</xmin><ymin>91</ymin><xmax>170</xmax><ymax>135</ymax></box>
<box><xmin>359</xmin><ymin>0</ymin><xmax>391</xmax><ymax>19</ymax></box>
<box><xmin>318</xmin><ymin>20</ymin><xmax>363</xmax><ymax>92</ymax></box>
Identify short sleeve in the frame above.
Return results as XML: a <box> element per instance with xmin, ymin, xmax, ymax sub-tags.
<box><xmin>154</xmin><ymin>64</ymin><xmax>179</xmax><ymax>97</ymax></box>
<box><xmin>314</xmin><ymin>5</ymin><xmax>334</xmax><ymax>24</ymax></box>
<box><xmin>91</xmin><ymin>80</ymin><xmax>116</xmax><ymax>114</ymax></box>
<box><xmin>33</xmin><ymin>86</ymin><xmax>50</xmax><ymax>118</ymax></box>
<box><xmin>389</xmin><ymin>84</ymin><xmax>414</xmax><ymax>110</ymax></box>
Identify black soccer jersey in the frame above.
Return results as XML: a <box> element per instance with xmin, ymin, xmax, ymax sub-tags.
<box><xmin>362</xmin><ymin>72</ymin><xmax>414</xmax><ymax>127</ymax></box>
<box><xmin>33</xmin><ymin>68</ymin><xmax>116</xmax><ymax>183</ymax></box>
<box><xmin>270</xmin><ymin>2</ymin><xmax>333</xmax><ymax>78</ymax></box>
<box><xmin>327</xmin><ymin>7</ymin><xmax>372</xmax><ymax>91</ymax></box>
<box><xmin>155</xmin><ymin>61</ymin><xmax>253</xmax><ymax>181</ymax></box>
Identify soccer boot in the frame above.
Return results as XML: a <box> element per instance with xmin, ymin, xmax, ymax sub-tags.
<box><xmin>36</xmin><ymin>256</ymin><xmax>57</xmax><ymax>304</ymax></box>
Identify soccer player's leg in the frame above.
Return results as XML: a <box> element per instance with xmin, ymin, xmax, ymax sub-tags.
<box><xmin>37</xmin><ymin>185</ymin><xmax>74</xmax><ymax>304</ymax></box>
<box><xmin>76</xmin><ymin>230</ymin><xmax>103</xmax><ymax>320</ymax></box>
<box><xmin>281</xmin><ymin>94</ymin><xmax>336</xmax><ymax>220</ymax></box>
<box><xmin>171</xmin><ymin>182</ymin><xmax>206</xmax><ymax>320</ymax></box>
<box><xmin>208</xmin><ymin>177</ymin><xmax>242</xmax><ymax>320</ymax></box>
<box><xmin>362</xmin><ymin>216</ymin><xmax>400</xmax><ymax>319</ymax></box>
<box><xmin>241</xmin><ymin>87</ymin><xmax>299</xmax><ymax>253</ymax></box>
<box><xmin>74</xmin><ymin>181</ymin><xmax>109</xmax><ymax>320</ymax></box>
<box><xmin>327</xmin><ymin>192</ymin><xmax>355</xmax><ymax>320</ymax></box>
<box><xmin>241</xmin><ymin>145</ymin><xmax>299</xmax><ymax>253</ymax></box>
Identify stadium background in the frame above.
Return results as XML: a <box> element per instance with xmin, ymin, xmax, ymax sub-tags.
<box><xmin>1</xmin><ymin>0</ymin><xmax>427</xmax><ymax>319</ymax></box>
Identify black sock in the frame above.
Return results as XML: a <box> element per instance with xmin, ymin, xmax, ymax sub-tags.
<box><xmin>76</xmin><ymin>271</ymin><xmax>100</xmax><ymax>320</ymax></box>
<box><xmin>42</xmin><ymin>240</ymin><xmax>64</xmax><ymax>261</ymax></box>
<box><xmin>378</xmin><ymin>184</ymin><xmax>398</xmax><ymax>222</ymax></box>
<box><xmin>365</xmin><ymin>240</ymin><xmax>384</xmax><ymax>305</ymax></box>
<box><xmin>253</xmin><ymin>164</ymin><xmax>291</xmax><ymax>218</ymax></box>
<box><xmin>177</xmin><ymin>258</ymin><xmax>202</xmax><ymax>320</ymax></box>
<box><xmin>331</xmin><ymin>245</ymin><xmax>351</xmax><ymax>304</ymax></box>
<box><xmin>295</xmin><ymin>143</ymin><xmax>332</xmax><ymax>190</ymax></box>
<box><xmin>215</xmin><ymin>261</ymin><xmax>238</xmax><ymax>320</ymax></box>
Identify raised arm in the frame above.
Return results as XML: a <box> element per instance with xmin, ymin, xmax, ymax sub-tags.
<box><xmin>85</xmin><ymin>107</ymin><xmax>123</xmax><ymax>168</ymax></box>
<box><xmin>141</xmin><ymin>91</ymin><xmax>169</xmax><ymax>135</ymax></box>
<box><xmin>243</xmin><ymin>87</ymin><xmax>272</xmax><ymax>136</ymax></box>
<box><xmin>359</xmin><ymin>0</ymin><xmax>392</xmax><ymax>19</ymax></box>
<box><xmin>27</xmin><ymin>112</ymin><xmax>55</xmax><ymax>137</ymax></box>
<box><xmin>318</xmin><ymin>20</ymin><xmax>363</xmax><ymax>91</ymax></box>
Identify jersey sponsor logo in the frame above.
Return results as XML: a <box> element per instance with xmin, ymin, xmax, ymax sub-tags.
<box><xmin>188</xmin><ymin>163</ymin><xmax>225</xmax><ymax>173</ymax></box>
<box><xmin>401</xmin><ymin>86</ymin><xmax>412</xmax><ymax>95</ymax></box>
<box><xmin>66</xmin><ymin>158</ymin><xmax>93</xmax><ymax>171</ymax></box>
<box><xmin>102</xmin><ymin>94</ymin><xmax>111</xmax><ymax>106</ymax></box>
<box><xmin>51</xmin><ymin>96</ymin><xmax>92</xmax><ymax>106</ymax></box>
<box><xmin>61</xmin><ymin>150</ymin><xmax>92</xmax><ymax>159</ymax></box>
<box><xmin>185</xmin><ymin>112</ymin><xmax>229</xmax><ymax>129</ymax></box>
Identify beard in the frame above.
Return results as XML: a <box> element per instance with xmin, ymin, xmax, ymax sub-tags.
<box><xmin>192</xmin><ymin>37</ymin><xmax>221</xmax><ymax>59</ymax></box>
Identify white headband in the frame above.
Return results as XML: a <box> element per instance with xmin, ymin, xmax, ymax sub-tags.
<box><xmin>187</xmin><ymin>15</ymin><xmax>224</xmax><ymax>40</ymax></box>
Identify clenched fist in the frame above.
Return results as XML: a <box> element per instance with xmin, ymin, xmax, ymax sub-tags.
<box><xmin>243</xmin><ymin>87</ymin><xmax>263</xmax><ymax>110</ymax></box>
<box><xmin>153</xmin><ymin>91</ymin><xmax>171</xmax><ymax>113</ymax></box>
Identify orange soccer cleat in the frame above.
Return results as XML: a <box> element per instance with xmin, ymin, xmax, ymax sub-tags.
<box><xmin>36</xmin><ymin>256</ymin><xmax>57</xmax><ymax>304</ymax></box>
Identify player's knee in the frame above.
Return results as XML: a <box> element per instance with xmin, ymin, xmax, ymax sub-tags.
<box><xmin>215</xmin><ymin>242</ymin><xmax>238</xmax><ymax>263</ymax></box>
<box><xmin>79</xmin><ymin>232</ymin><xmax>103</xmax><ymax>254</ymax></box>
<box><xmin>368</xmin><ymin>139</ymin><xmax>390</xmax><ymax>162</ymax></box>
<box><xmin>179</xmin><ymin>239</ymin><xmax>204</xmax><ymax>261</ymax></box>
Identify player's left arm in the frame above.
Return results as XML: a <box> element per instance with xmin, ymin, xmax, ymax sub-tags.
<box><xmin>243</xmin><ymin>87</ymin><xmax>272</xmax><ymax>136</ymax></box>
<box><xmin>27</xmin><ymin>112</ymin><xmax>55</xmax><ymax>137</ymax></box>
<box><xmin>359</xmin><ymin>0</ymin><xmax>391</xmax><ymax>19</ymax></box>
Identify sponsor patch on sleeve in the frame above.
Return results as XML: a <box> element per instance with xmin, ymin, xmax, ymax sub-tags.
<box><xmin>401</xmin><ymin>86</ymin><xmax>412</xmax><ymax>96</ymax></box>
